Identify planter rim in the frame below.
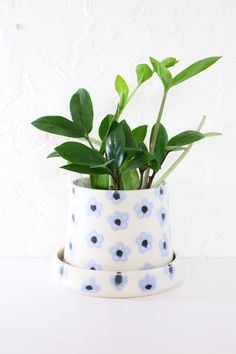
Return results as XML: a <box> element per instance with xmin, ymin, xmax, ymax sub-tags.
<box><xmin>69</xmin><ymin>177</ymin><xmax>165</xmax><ymax>192</ymax></box>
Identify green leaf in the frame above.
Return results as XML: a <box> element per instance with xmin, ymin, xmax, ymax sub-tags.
<box><xmin>99</xmin><ymin>114</ymin><xmax>114</xmax><ymax>140</ymax></box>
<box><xmin>105</xmin><ymin>125</ymin><xmax>125</xmax><ymax>171</ymax></box>
<box><xmin>136</xmin><ymin>64</ymin><xmax>153</xmax><ymax>85</ymax></box>
<box><xmin>90</xmin><ymin>175</ymin><xmax>109</xmax><ymax>189</ymax></box>
<box><xmin>167</xmin><ymin>131</ymin><xmax>205</xmax><ymax>146</ymax></box>
<box><xmin>149</xmin><ymin>159</ymin><xmax>160</xmax><ymax>172</ymax></box>
<box><xmin>55</xmin><ymin>142</ymin><xmax>106</xmax><ymax>166</ymax></box>
<box><xmin>70</xmin><ymin>88</ymin><xmax>93</xmax><ymax>135</ymax></box>
<box><xmin>121</xmin><ymin>170</ymin><xmax>140</xmax><ymax>190</ymax></box>
<box><xmin>161</xmin><ymin>57</ymin><xmax>179</xmax><ymax>68</ymax></box>
<box><xmin>151</xmin><ymin>123</ymin><xmax>168</xmax><ymax>164</ymax></box>
<box><xmin>120</xmin><ymin>120</ymin><xmax>137</xmax><ymax>148</ymax></box>
<box><xmin>165</xmin><ymin>146</ymin><xmax>187</xmax><ymax>152</ymax></box>
<box><xmin>90</xmin><ymin>159</ymin><xmax>114</xmax><ymax>168</ymax></box>
<box><xmin>60</xmin><ymin>163</ymin><xmax>107</xmax><ymax>175</ymax></box>
<box><xmin>47</xmin><ymin>151</ymin><xmax>60</xmax><ymax>158</ymax></box>
<box><xmin>172</xmin><ymin>56</ymin><xmax>221</xmax><ymax>86</ymax></box>
<box><xmin>132</xmin><ymin>125</ymin><xmax>147</xmax><ymax>145</ymax></box>
<box><xmin>115</xmin><ymin>75</ymin><xmax>129</xmax><ymax>108</ymax></box>
<box><xmin>122</xmin><ymin>151</ymin><xmax>154</xmax><ymax>173</ymax></box>
<box><xmin>204</xmin><ymin>132</ymin><xmax>222</xmax><ymax>137</ymax></box>
<box><xmin>31</xmin><ymin>116</ymin><xmax>84</xmax><ymax>138</ymax></box>
<box><xmin>150</xmin><ymin>57</ymin><xmax>172</xmax><ymax>91</ymax></box>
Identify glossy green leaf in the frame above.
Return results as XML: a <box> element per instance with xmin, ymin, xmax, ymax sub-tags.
<box><xmin>151</xmin><ymin>123</ymin><xmax>168</xmax><ymax>164</ymax></box>
<box><xmin>161</xmin><ymin>57</ymin><xmax>178</xmax><ymax>68</ymax></box>
<box><xmin>150</xmin><ymin>57</ymin><xmax>172</xmax><ymax>91</ymax></box>
<box><xmin>98</xmin><ymin>114</ymin><xmax>114</xmax><ymax>140</ymax></box>
<box><xmin>90</xmin><ymin>175</ymin><xmax>109</xmax><ymax>189</ymax></box>
<box><xmin>120</xmin><ymin>120</ymin><xmax>137</xmax><ymax>148</ymax></box>
<box><xmin>55</xmin><ymin>142</ymin><xmax>105</xmax><ymax>165</ymax></box>
<box><xmin>167</xmin><ymin>131</ymin><xmax>205</xmax><ymax>146</ymax></box>
<box><xmin>132</xmin><ymin>125</ymin><xmax>147</xmax><ymax>145</ymax></box>
<box><xmin>122</xmin><ymin>151</ymin><xmax>154</xmax><ymax>173</ymax></box>
<box><xmin>31</xmin><ymin>116</ymin><xmax>84</xmax><ymax>138</ymax></box>
<box><xmin>136</xmin><ymin>64</ymin><xmax>153</xmax><ymax>85</ymax></box>
<box><xmin>115</xmin><ymin>75</ymin><xmax>129</xmax><ymax>108</ymax></box>
<box><xmin>70</xmin><ymin>88</ymin><xmax>93</xmax><ymax>135</ymax></box>
<box><xmin>172</xmin><ymin>56</ymin><xmax>221</xmax><ymax>86</ymax></box>
<box><xmin>47</xmin><ymin>151</ymin><xmax>60</xmax><ymax>158</ymax></box>
<box><xmin>204</xmin><ymin>132</ymin><xmax>222</xmax><ymax>137</ymax></box>
<box><xmin>165</xmin><ymin>146</ymin><xmax>187</xmax><ymax>152</ymax></box>
<box><xmin>105</xmin><ymin>125</ymin><xmax>125</xmax><ymax>171</ymax></box>
<box><xmin>121</xmin><ymin>170</ymin><xmax>140</xmax><ymax>190</ymax></box>
<box><xmin>60</xmin><ymin>163</ymin><xmax>107</xmax><ymax>175</ymax></box>
<box><xmin>149</xmin><ymin>159</ymin><xmax>160</xmax><ymax>172</ymax></box>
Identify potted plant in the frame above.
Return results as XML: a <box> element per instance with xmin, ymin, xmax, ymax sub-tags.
<box><xmin>32</xmin><ymin>56</ymin><xmax>221</xmax><ymax>297</ymax></box>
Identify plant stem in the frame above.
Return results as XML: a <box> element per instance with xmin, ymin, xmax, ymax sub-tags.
<box><xmin>85</xmin><ymin>134</ymin><xmax>95</xmax><ymax>149</ymax></box>
<box><xmin>138</xmin><ymin>169</ymin><xmax>144</xmax><ymax>189</ymax></box>
<box><xmin>152</xmin><ymin>115</ymin><xmax>207</xmax><ymax>188</ymax></box>
<box><xmin>142</xmin><ymin>90</ymin><xmax>168</xmax><ymax>188</ymax></box>
<box><xmin>147</xmin><ymin>170</ymin><xmax>157</xmax><ymax>188</ymax></box>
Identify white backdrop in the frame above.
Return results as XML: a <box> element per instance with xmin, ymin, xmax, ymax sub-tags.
<box><xmin>0</xmin><ymin>0</ymin><xmax>235</xmax><ymax>257</ymax></box>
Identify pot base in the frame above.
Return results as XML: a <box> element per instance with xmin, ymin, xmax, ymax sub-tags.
<box><xmin>52</xmin><ymin>249</ymin><xmax>182</xmax><ymax>298</ymax></box>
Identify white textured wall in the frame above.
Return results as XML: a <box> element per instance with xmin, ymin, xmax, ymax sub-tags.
<box><xmin>0</xmin><ymin>0</ymin><xmax>235</xmax><ymax>257</ymax></box>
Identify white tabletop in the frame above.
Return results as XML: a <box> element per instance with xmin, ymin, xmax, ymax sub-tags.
<box><xmin>0</xmin><ymin>258</ymin><xmax>235</xmax><ymax>354</ymax></box>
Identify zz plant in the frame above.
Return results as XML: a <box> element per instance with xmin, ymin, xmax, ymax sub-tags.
<box><xmin>32</xmin><ymin>56</ymin><xmax>221</xmax><ymax>190</ymax></box>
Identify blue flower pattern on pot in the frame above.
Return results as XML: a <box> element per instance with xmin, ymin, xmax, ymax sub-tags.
<box><xmin>136</xmin><ymin>232</ymin><xmax>153</xmax><ymax>253</ymax></box>
<box><xmin>108</xmin><ymin>211</ymin><xmax>129</xmax><ymax>230</ymax></box>
<box><xmin>58</xmin><ymin>264</ymin><xmax>68</xmax><ymax>280</ymax></box>
<box><xmin>157</xmin><ymin>207</ymin><xmax>167</xmax><ymax>227</ymax></box>
<box><xmin>86</xmin><ymin>230</ymin><xmax>104</xmax><ymax>248</ymax></box>
<box><xmin>139</xmin><ymin>274</ymin><xmax>157</xmax><ymax>291</ymax></box>
<box><xmin>155</xmin><ymin>184</ymin><xmax>166</xmax><ymax>201</ymax></box>
<box><xmin>86</xmin><ymin>197</ymin><xmax>102</xmax><ymax>217</ymax></box>
<box><xmin>67</xmin><ymin>241</ymin><xmax>77</xmax><ymax>259</ymax></box>
<box><xmin>109</xmin><ymin>242</ymin><xmax>131</xmax><ymax>262</ymax></box>
<box><xmin>164</xmin><ymin>264</ymin><xmax>175</xmax><ymax>280</ymax></box>
<box><xmin>140</xmin><ymin>263</ymin><xmax>154</xmax><ymax>270</ymax></box>
<box><xmin>134</xmin><ymin>198</ymin><xmax>153</xmax><ymax>218</ymax></box>
<box><xmin>111</xmin><ymin>272</ymin><xmax>128</xmax><ymax>290</ymax></box>
<box><xmin>70</xmin><ymin>208</ymin><xmax>79</xmax><ymax>227</ymax></box>
<box><xmin>85</xmin><ymin>259</ymin><xmax>102</xmax><ymax>271</ymax></box>
<box><xmin>81</xmin><ymin>278</ymin><xmax>100</xmax><ymax>293</ymax></box>
<box><xmin>106</xmin><ymin>190</ymin><xmax>126</xmax><ymax>204</ymax></box>
<box><xmin>159</xmin><ymin>234</ymin><xmax>169</xmax><ymax>257</ymax></box>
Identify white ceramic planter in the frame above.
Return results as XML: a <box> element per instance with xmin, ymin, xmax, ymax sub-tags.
<box><xmin>52</xmin><ymin>178</ymin><xmax>181</xmax><ymax>297</ymax></box>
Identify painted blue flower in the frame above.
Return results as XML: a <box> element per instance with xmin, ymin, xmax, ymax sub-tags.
<box><xmin>157</xmin><ymin>207</ymin><xmax>167</xmax><ymax>227</ymax></box>
<box><xmin>159</xmin><ymin>234</ymin><xmax>169</xmax><ymax>257</ymax></box>
<box><xmin>109</xmin><ymin>242</ymin><xmax>131</xmax><ymax>262</ymax></box>
<box><xmin>106</xmin><ymin>190</ymin><xmax>126</xmax><ymax>204</ymax></box>
<box><xmin>81</xmin><ymin>277</ymin><xmax>100</xmax><ymax>293</ymax></box>
<box><xmin>139</xmin><ymin>274</ymin><xmax>157</xmax><ymax>291</ymax></box>
<box><xmin>155</xmin><ymin>184</ymin><xmax>166</xmax><ymax>201</ymax></box>
<box><xmin>164</xmin><ymin>264</ymin><xmax>175</xmax><ymax>280</ymax></box>
<box><xmin>86</xmin><ymin>230</ymin><xmax>104</xmax><ymax>248</ymax></box>
<box><xmin>85</xmin><ymin>259</ymin><xmax>102</xmax><ymax>271</ymax></box>
<box><xmin>71</xmin><ymin>185</ymin><xmax>79</xmax><ymax>198</ymax></box>
<box><xmin>86</xmin><ymin>197</ymin><xmax>102</xmax><ymax>217</ymax></box>
<box><xmin>107</xmin><ymin>211</ymin><xmax>129</xmax><ymax>230</ymax></box>
<box><xmin>140</xmin><ymin>263</ymin><xmax>154</xmax><ymax>270</ymax></box>
<box><xmin>111</xmin><ymin>272</ymin><xmax>128</xmax><ymax>290</ymax></box>
<box><xmin>67</xmin><ymin>241</ymin><xmax>77</xmax><ymax>259</ymax></box>
<box><xmin>70</xmin><ymin>208</ymin><xmax>79</xmax><ymax>227</ymax></box>
<box><xmin>136</xmin><ymin>232</ymin><xmax>153</xmax><ymax>253</ymax></box>
<box><xmin>58</xmin><ymin>264</ymin><xmax>69</xmax><ymax>280</ymax></box>
<box><xmin>134</xmin><ymin>198</ymin><xmax>153</xmax><ymax>218</ymax></box>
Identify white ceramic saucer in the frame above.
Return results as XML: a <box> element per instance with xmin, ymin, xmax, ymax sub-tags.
<box><xmin>52</xmin><ymin>248</ymin><xmax>182</xmax><ymax>298</ymax></box>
